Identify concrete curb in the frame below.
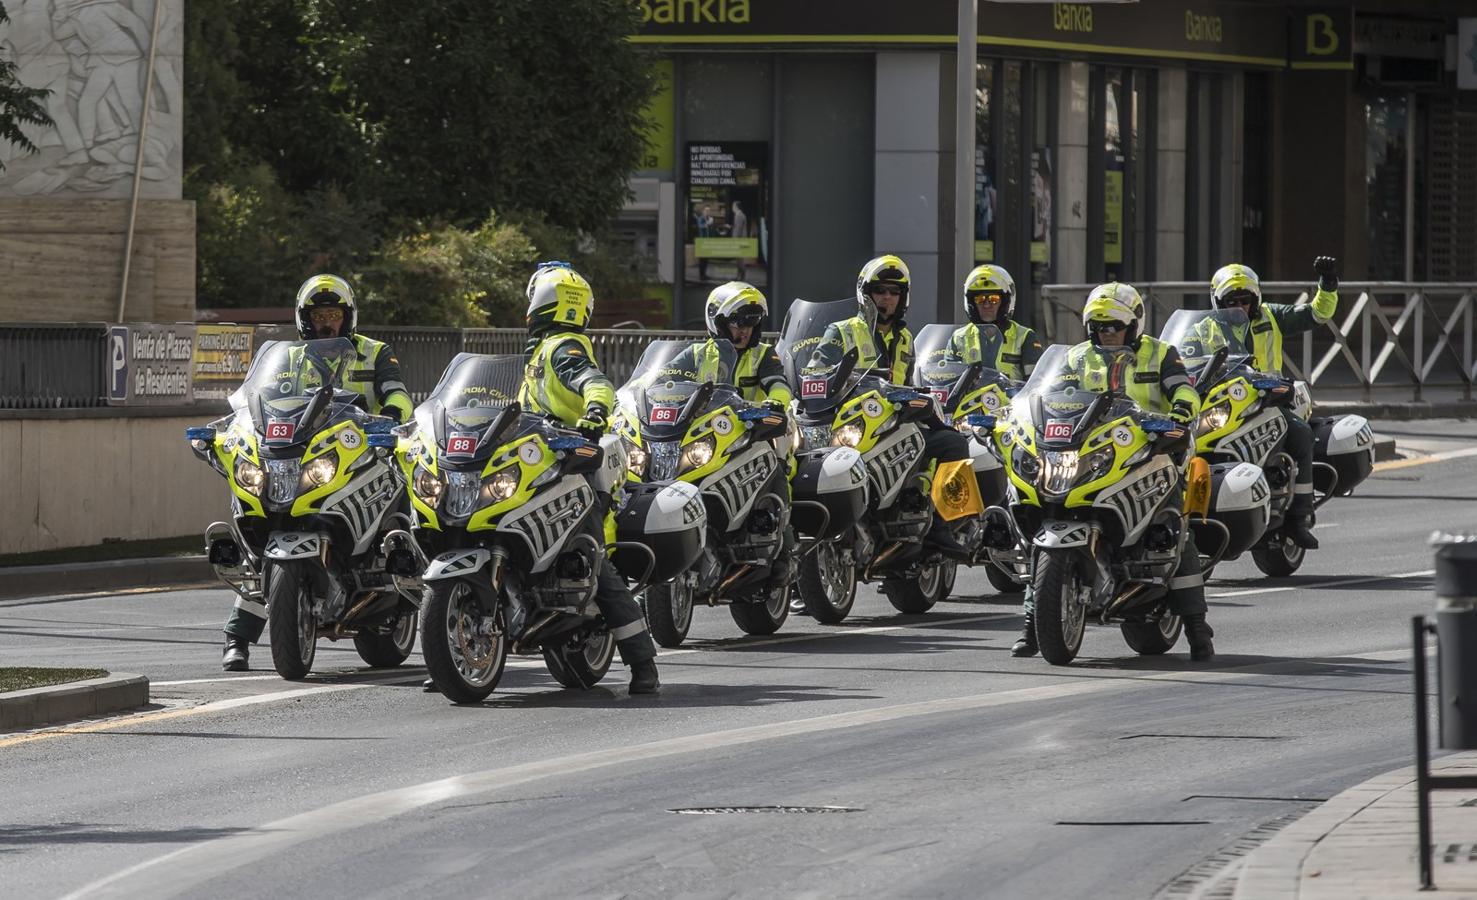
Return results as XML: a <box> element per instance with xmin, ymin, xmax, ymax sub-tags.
<box><xmin>0</xmin><ymin>673</ymin><xmax>150</xmax><ymax>731</ymax></box>
<box><xmin>1231</xmin><ymin>754</ymin><xmax>1477</xmax><ymax>900</ymax></box>
<box><xmin>1373</xmin><ymin>435</ymin><xmax>1398</xmax><ymax>462</ymax></box>
<box><xmin>0</xmin><ymin>555</ymin><xmax>211</xmax><ymax>601</ymax></box>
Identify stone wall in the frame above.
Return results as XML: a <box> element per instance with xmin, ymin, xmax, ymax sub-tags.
<box><xmin>0</xmin><ymin>0</ymin><xmax>192</xmax><ymax>322</ymax></box>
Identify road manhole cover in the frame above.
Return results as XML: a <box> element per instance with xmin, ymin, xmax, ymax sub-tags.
<box><xmin>669</xmin><ymin>806</ymin><xmax>863</xmax><ymax>815</ymax></box>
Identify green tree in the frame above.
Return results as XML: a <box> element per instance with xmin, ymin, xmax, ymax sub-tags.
<box><xmin>0</xmin><ymin>1</ymin><xmax>54</xmax><ymax>170</ymax></box>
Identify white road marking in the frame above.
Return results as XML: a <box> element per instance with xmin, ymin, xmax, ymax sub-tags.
<box><xmin>61</xmin><ymin>647</ymin><xmax>1412</xmax><ymax>900</ymax></box>
<box><xmin>1208</xmin><ymin>569</ymin><xmax>1434</xmax><ymax>599</ymax></box>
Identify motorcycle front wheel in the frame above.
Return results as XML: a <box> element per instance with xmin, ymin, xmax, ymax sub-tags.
<box><xmin>1120</xmin><ymin>613</ymin><xmax>1182</xmax><ymax>655</ymax></box>
<box><xmin>1251</xmin><ymin>529</ymin><xmax>1306</xmax><ymax>577</ymax></box>
<box><xmin>799</xmin><ymin>537</ymin><xmax>858</xmax><ymax>625</ymax></box>
<box><xmin>1032</xmin><ymin>551</ymin><xmax>1088</xmax><ymax>666</ymax></box>
<box><xmin>882</xmin><ymin>561</ymin><xmax>947</xmax><ymax>614</ymax></box>
<box><xmin>266</xmin><ymin>563</ymin><xmax>317</xmax><ymax>680</ymax></box>
<box><xmin>422</xmin><ymin>581</ymin><xmax>507</xmax><ymax>703</ymax></box>
<box><xmin>731</xmin><ymin>582</ymin><xmax>791</xmax><ymax>635</ymax></box>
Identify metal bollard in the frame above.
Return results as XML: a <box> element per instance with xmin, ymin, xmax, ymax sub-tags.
<box><xmin>1433</xmin><ymin>532</ymin><xmax>1477</xmax><ymax>750</ymax></box>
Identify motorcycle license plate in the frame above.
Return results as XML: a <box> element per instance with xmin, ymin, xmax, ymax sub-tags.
<box><xmin>930</xmin><ymin>389</ymin><xmax>951</xmax><ymax>405</ymax></box>
<box><xmin>801</xmin><ymin>376</ymin><xmax>829</xmax><ymax>398</ymax></box>
<box><xmin>649</xmin><ymin>405</ymin><xmax>680</xmax><ymax>425</ymax></box>
<box><xmin>1044</xmin><ymin>420</ymin><xmax>1074</xmax><ymax>441</ymax></box>
<box><xmin>446</xmin><ymin>434</ymin><xmax>479</xmax><ymax>457</ymax></box>
<box><xmin>265</xmin><ymin>419</ymin><xmax>296</xmax><ymax>443</ymax></box>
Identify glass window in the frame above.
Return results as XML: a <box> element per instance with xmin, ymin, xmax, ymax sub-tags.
<box><xmin>974</xmin><ymin>62</ymin><xmax>996</xmax><ymax>264</ymax></box>
<box><xmin>1365</xmin><ymin>93</ymin><xmax>1409</xmax><ymax>281</ymax></box>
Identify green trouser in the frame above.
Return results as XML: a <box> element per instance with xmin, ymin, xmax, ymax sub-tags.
<box><xmin>223</xmin><ymin>593</ymin><xmax>267</xmax><ymax>643</ymax></box>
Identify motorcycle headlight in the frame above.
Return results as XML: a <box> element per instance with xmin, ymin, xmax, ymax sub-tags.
<box><xmin>303</xmin><ymin>456</ymin><xmax>337</xmax><ymax>487</ymax></box>
<box><xmin>1198</xmin><ymin>401</ymin><xmax>1231</xmax><ymax>434</ymax></box>
<box><xmin>485</xmin><ymin>469</ymin><xmax>519</xmax><ymax>503</ymax></box>
<box><xmin>413</xmin><ymin>465</ymin><xmax>443</xmax><ymax>505</ymax></box>
<box><xmin>832</xmin><ymin>423</ymin><xmax>864</xmax><ymax>448</ymax></box>
<box><xmin>1040</xmin><ymin>450</ymin><xmax>1080</xmax><ymax>495</ymax></box>
<box><xmin>680</xmin><ymin>436</ymin><xmax>716</xmax><ymax>473</ymax></box>
<box><xmin>1011</xmin><ymin>445</ymin><xmax>1040</xmax><ymax>481</ymax></box>
<box><xmin>626</xmin><ymin>442</ymin><xmax>648</xmax><ymax>477</ymax></box>
<box><xmin>235</xmin><ymin>459</ymin><xmax>264</xmax><ymax>496</ymax></box>
<box><xmin>801</xmin><ymin>425</ymin><xmax>833</xmax><ymax>450</ymax></box>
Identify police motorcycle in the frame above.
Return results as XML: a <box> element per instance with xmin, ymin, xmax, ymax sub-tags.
<box><xmin>185</xmin><ymin>338</ymin><xmax>424</xmax><ymax>680</ymax></box>
<box><xmin>612</xmin><ymin>340</ymin><xmax>799</xmax><ymax>646</ymax></box>
<box><xmin>1159</xmin><ymin>308</ymin><xmax>1373</xmax><ymax>577</ymax></box>
<box><xmin>393</xmin><ymin>354</ymin><xmax>706</xmax><ymax>703</ymax></box>
<box><xmin>910</xmin><ymin>323</ymin><xmax>1020</xmax><ymax>594</ymax></box>
<box><xmin>981</xmin><ymin>345</ymin><xmax>1212</xmax><ymax>665</ymax></box>
<box><xmin>776</xmin><ymin>298</ymin><xmax>959</xmax><ymax>622</ymax></box>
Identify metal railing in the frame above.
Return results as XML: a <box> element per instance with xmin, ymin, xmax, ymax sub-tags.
<box><xmin>0</xmin><ymin>324</ymin><xmax>710</xmax><ymax>410</ymax></box>
<box><xmin>1039</xmin><ymin>282</ymin><xmax>1477</xmax><ymax>401</ymax></box>
<box><xmin>0</xmin><ymin>323</ymin><xmax>110</xmax><ymax>408</ymax></box>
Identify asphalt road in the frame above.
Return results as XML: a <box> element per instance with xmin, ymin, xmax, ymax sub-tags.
<box><xmin>3</xmin><ymin>419</ymin><xmax>1475</xmax><ymax>900</ymax></box>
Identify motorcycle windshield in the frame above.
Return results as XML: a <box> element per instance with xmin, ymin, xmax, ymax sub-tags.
<box><xmin>417</xmin><ymin>353</ymin><xmax>527</xmax><ymax>452</ymax></box>
<box><xmin>912</xmin><ymin>322</ymin><xmax>1011</xmax><ymax>410</ymax></box>
<box><xmin>1159</xmin><ymin>308</ymin><xmax>1254</xmax><ymax>367</ymax></box>
<box><xmin>1009</xmin><ymin>344</ymin><xmax>1138</xmax><ymax>446</ymax></box>
<box><xmin>622</xmin><ymin>339</ymin><xmax>738</xmax><ymax>438</ymax></box>
<box><xmin>231</xmin><ymin>338</ymin><xmax>361</xmax><ymax>442</ymax></box>
<box><xmin>777</xmin><ymin>297</ymin><xmax>866</xmax><ymax>415</ymax></box>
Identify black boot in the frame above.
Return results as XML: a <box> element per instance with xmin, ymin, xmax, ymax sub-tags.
<box><xmin>925</xmin><ymin>518</ymin><xmax>973</xmax><ymax>562</ymax></box>
<box><xmin>1011</xmin><ymin>612</ymin><xmax>1038</xmax><ymax>658</ymax></box>
<box><xmin>222</xmin><ymin>636</ymin><xmax>250</xmax><ymax>672</ymax></box>
<box><xmin>1185</xmin><ymin>614</ymin><xmax>1215</xmax><ymax>661</ymax></box>
<box><xmin>422</xmin><ymin>678</ymin><xmax>437</xmax><ymax>692</ymax></box>
<box><xmin>629</xmin><ymin>658</ymin><xmax>660</xmax><ymax>695</ymax></box>
<box><xmin>1288</xmin><ymin>494</ymin><xmax>1319</xmax><ymax>550</ymax></box>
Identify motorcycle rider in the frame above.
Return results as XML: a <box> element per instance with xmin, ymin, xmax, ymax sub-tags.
<box><xmin>673</xmin><ymin>281</ymin><xmax>795</xmax><ymax>411</ymax></box>
<box><xmin>1010</xmin><ymin>282</ymin><xmax>1216</xmax><ymax>661</ymax></box>
<box><xmin>946</xmin><ymin>264</ymin><xmax>1045</xmax><ymax>381</ymax></box>
<box><xmin>1202</xmin><ymin>257</ymin><xmax>1340</xmax><ymax>550</ymax></box>
<box><xmin>221</xmin><ymin>274</ymin><xmax>415</xmax><ymax>672</ymax></box>
<box><xmin>823</xmin><ymin>254</ymin><xmax>972</xmax><ymax>561</ymax></box>
<box><xmin>520</xmin><ymin>261</ymin><xmax>661</xmax><ymax>694</ymax></box>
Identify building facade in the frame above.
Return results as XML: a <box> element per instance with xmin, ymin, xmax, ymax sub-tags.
<box><xmin>622</xmin><ymin>0</ymin><xmax>1477</xmax><ymax>331</ymax></box>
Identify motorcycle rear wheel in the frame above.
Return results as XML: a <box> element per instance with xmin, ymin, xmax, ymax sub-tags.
<box><xmin>1120</xmin><ymin>614</ymin><xmax>1182</xmax><ymax>655</ymax></box>
<box><xmin>543</xmin><ymin>630</ymin><xmax>616</xmax><ymax>689</ymax></box>
<box><xmin>354</xmin><ymin>607</ymin><xmax>417</xmax><ymax>668</ymax></box>
<box><xmin>731</xmin><ymin>581</ymin><xmax>792</xmax><ymax>635</ymax></box>
<box><xmin>882</xmin><ymin>562</ymin><xmax>946</xmax><ymax>614</ymax></box>
<box><xmin>266</xmin><ymin>564</ymin><xmax>316</xmax><ymax>680</ymax></box>
<box><xmin>1251</xmin><ymin>530</ymin><xmax>1306</xmax><ymax>577</ymax></box>
<box><xmin>799</xmin><ymin>538</ymin><xmax>857</xmax><ymax>624</ymax></box>
<box><xmin>422</xmin><ymin>581</ymin><xmax>506</xmax><ymax>703</ymax></box>
<box><xmin>1033</xmin><ymin>551</ymin><xmax>1087</xmax><ymax>666</ymax></box>
<box><xmin>644</xmin><ymin>580</ymin><xmax>694</xmax><ymax>648</ymax></box>
<box><xmin>985</xmin><ymin>564</ymin><xmax>1026</xmax><ymax>595</ymax></box>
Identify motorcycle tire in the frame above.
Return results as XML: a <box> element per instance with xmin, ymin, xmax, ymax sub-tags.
<box><xmin>543</xmin><ymin>630</ymin><xmax>615</xmax><ymax>689</ymax></box>
<box><xmin>643</xmin><ymin>581</ymin><xmax>694</xmax><ymax>648</ymax></box>
<box><xmin>731</xmin><ymin>583</ymin><xmax>791</xmax><ymax>635</ymax></box>
<box><xmin>266</xmin><ymin>564</ymin><xmax>316</xmax><ymax>680</ymax></box>
<box><xmin>985</xmin><ymin>564</ymin><xmax>1026</xmax><ymax>595</ymax></box>
<box><xmin>1251</xmin><ymin>530</ymin><xmax>1306</xmax><ymax>577</ymax></box>
<box><xmin>882</xmin><ymin>562</ymin><xmax>946</xmax><ymax>614</ymax></box>
<box><xmin>1032</xmin><ymin>551</ymin><xmax>1087</xmax><ymax>666</ymax></box>
<box><xmin>353</xmin><ymin>608</ymin><xmax>417</xmax><ymax>668</ymax></box>
<box><xmin>1120</xmin><ymin>615</ymin><xmax>1183</xmax><ymax>655</ymax></box>
<box><xmin>799</xmin><ymin>537</ymin><xmax>858</xmax><ymax>625</ymax></box>
<box><xmin>421</xmin><ymin>581</ymin><xmax>507</xmax><ymax>703</ymax></box>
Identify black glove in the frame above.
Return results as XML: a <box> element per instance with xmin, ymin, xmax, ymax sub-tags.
<box><xmin>575</xmin><ymin>403</ymin><xmax>608</xmax><ymax>440</ymax></box>
<box><xmin>1314</xmin><ymin>256</ymin><xmax>1339</xmax><ymax>292</ymax></box>
<box><xmin>764</xmin><ymin>400</ymin><xmax>788</xmax><ymax>416</ymax></box>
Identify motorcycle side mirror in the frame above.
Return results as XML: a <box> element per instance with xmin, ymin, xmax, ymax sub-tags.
<box><xmin>966</xmin><ymin>413</ymin><xmax>996</xmax><ymax>432</ymax></box>
<box><xmin>1253</xmin><ymin>378</ymin><xmax>1295</xmax><ymax>407</ymax></box>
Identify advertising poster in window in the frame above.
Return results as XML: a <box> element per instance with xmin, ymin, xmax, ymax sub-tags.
<box><xmin>1030</xmin><ymin>147</ymin><xmax>1052</xmax><ymax>268</ymax></box>
<box><xmin>975</xmin><ymin>144</ymin><xmax>996</xmax><ymax>262</ymax></box>
<box><xmin>685</xmin><ymin>142</ymin><xmax>768</xmax><ymax>289</ymax></box>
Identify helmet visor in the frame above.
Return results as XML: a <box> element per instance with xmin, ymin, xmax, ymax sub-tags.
<box><xmin>967</xmin><ymin>291</ymin><xmax>1007</xmax><ymax>307</ymax></box>
<box><xmin>1218</xmin><ymin>289</ymin><xmax>1257</xmax><ymax>308</ymax></box>
<box><xmin>729</xmin><ymin>306</ymin><xmax>765</xmax><ymax>328</ymax></box>
<box><xmin>1088</xmin><ymin>320</ymin><xmax>1129</xmax><ymax>336</ymax></box>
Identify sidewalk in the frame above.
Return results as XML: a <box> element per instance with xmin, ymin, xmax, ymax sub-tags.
<box><xmin>1233</xmin><ymin>752</ymin><xmax>1477</xmax><ymax>899</ymax></box>
<box><xmin>1312</xmin><ymin>385</ymin><xmax>1477</xmax><ymax>420</ymax></box>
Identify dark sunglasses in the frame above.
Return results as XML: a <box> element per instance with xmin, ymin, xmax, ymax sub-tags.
<box><xmin>968</xmin><ymin>292</ymin><xmax>1006</xmax><ymax>305</ymax></box>
<box><xmin>870</xmin><ymin>285</ymin><xmax>903</xmax><ymax>297</ymax></box>
<box><xmin>730</xmin><ymin>312</ymin><xmax>764</xmax><ymax>327</ymax></box>
<box><xmin>1220</xmin><ymin>292</ymin><xmax>1256</xmax><ymax>307</ymax></box>
<box><xmin>1089</xmin><ymin>321</ymin><xmax>1128</xmax><ymax>334</ymax></box>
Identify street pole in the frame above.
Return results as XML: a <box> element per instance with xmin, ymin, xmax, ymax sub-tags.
<box><xmin>954</xmin><ymin>0</ymin><xmax>978</xmax><ymax>325</ymax></box>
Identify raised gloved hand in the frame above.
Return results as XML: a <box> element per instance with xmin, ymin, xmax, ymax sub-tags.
<box><xmin>575</xmin><ymin>403</ymin><xmax>608</xmax><ymax>440</ymax></box>
<box><xmin>1314</xmin><ymin>256</ymin><xmax>1339</xmax><ymax>292</ymax></box>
